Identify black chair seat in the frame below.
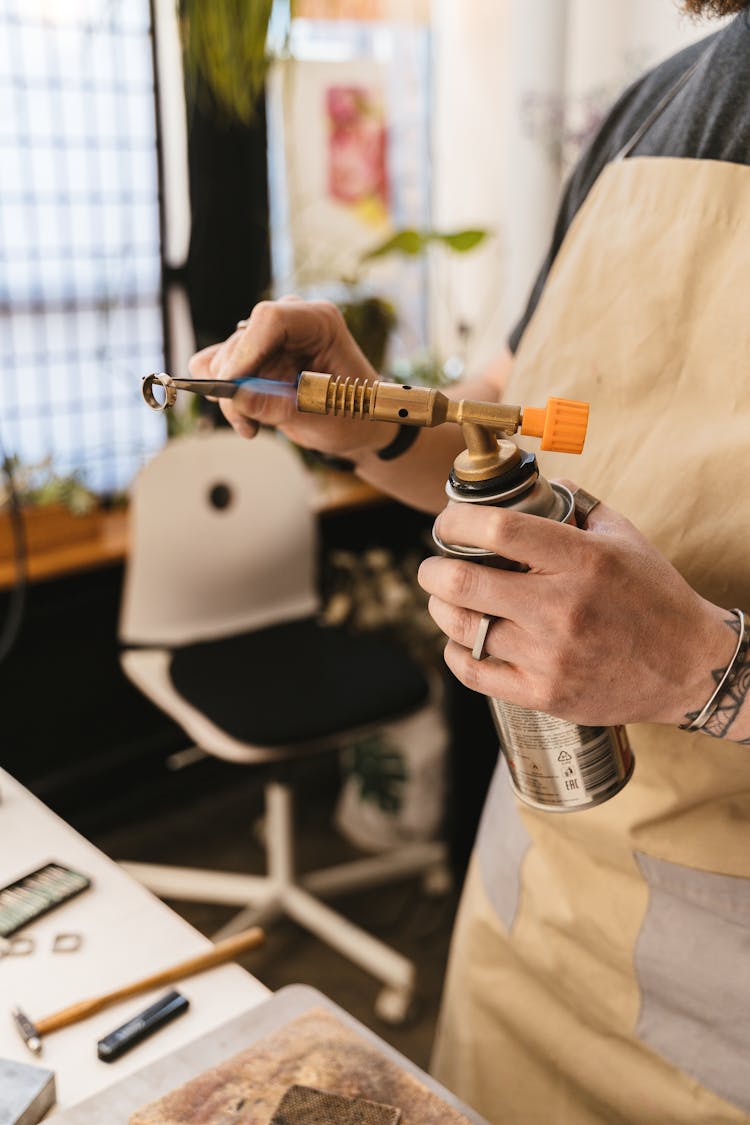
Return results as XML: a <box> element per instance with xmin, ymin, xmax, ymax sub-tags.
<box><xmin>168</xmin><ymin>617</ymin><xmax>430</xmax><ymax>747</ymax></box>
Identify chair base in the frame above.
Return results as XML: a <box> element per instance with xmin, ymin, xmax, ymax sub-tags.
<box><xmin>119</xmin><ymin>781</ymin><xmax>450</xmax><ymax>1025</ymax></box>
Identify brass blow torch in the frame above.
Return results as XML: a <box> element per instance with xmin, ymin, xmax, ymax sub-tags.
<box><xmin>295</xmin><ymin>370</ymin><xmax>587</xmax><ymax>480</ymax></box>
<box><xmin>143</xmin><ymin>369</ymin><xmax>634</xmax><ymax>812</ymax></box>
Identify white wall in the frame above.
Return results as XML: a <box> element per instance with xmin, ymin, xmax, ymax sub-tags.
<box><xmin>431</xmin><ymin>0</ymin><xmax>715</xmax><ymax>375</ymax></box>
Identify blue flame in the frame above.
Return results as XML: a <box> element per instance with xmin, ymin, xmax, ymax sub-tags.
<box><xmin>234</xmin><ymin>375</ymin><xmax>298</xmax><ymax>400</ymax></box>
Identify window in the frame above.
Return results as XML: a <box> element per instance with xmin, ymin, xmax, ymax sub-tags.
<box><xmin>0</xmin><ymin>0</ymin><xmax>166</xmax><ymax>495</ymax></box>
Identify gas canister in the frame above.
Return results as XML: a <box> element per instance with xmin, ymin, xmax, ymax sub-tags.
<box><xmin>297</xmin><ymin>372</ymin><xmax>634</xmax><ymax>812</ymax></box>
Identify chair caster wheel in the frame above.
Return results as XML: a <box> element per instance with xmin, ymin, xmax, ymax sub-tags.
<box><xmin>422</xmin><ymin>863</ymin><xmax>452</xmax><ymax>897</ymax></box>
<box><xmin>374</xmin><ymin>986</ymin><xmax>413</xmax><ymax>1026</ymax></box>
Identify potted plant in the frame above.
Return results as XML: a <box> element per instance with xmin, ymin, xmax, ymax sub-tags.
<box><xmin>0</xmin><ymin>457</ymin><xmax>105</xmax><ymax>564</ymax></box>
<box><xmin>339</xmin><ymin>226</ymin><xmax>489</xmax><ymax>379</ymax></box>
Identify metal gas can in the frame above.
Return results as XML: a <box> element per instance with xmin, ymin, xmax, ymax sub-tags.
<box><xmin>434</xmin><ymin>467</ymin><xmax>633</xmax><ymax>812</ymax></box>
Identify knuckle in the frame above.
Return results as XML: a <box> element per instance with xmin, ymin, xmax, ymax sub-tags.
<box><xmin>248</xmin><ymin>300</ymin><xmax>281</xmax><ymax>329</ymax></box>
<box><xmin>317</xmin><ymin>300</ymin><xmax>348</xmax><ymax>340</ymax></box>
<box><xmin>560</xmin><ymin>596</ymin><xmax>590</xmax><ymax>639</ymax></box>
<box><xmin>480</xmin><ymin>508</ymin><xmax>512</xmax><ymax>550</ymax></box>
<box><xmin>492</xmin><ymin>509</ymin><xmax>523</xmax><ymax>549</ymax></box>
<box><xmin>584</xmin><ymin>539</ymin><xmax>618</xmax><ymax>583</ymax></box>
<box><xmin>446</xmin><ymin>561</ymin><xmax>482</xmax><ymax>604</ymax></box>
<box><xmin>539</xmin><ymin>671</ymin><xmax>572</xmax><ymax>716</ymax></box>
<box><xmin>316</xmin><ymin>299</ymin><xmax>345</xmax><ymax>324</ymax></box>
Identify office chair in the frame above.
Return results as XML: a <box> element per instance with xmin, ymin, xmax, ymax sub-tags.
<box><xmin>118</xmin><ymin>428</ymin><xmax>448</xmax><ymax>1022</ymax></box>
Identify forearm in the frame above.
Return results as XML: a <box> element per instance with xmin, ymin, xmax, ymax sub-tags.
<box><xmin>347</xmin><ymin>421</ymin><xmax>464</xmax><ymax>514</ymax></box>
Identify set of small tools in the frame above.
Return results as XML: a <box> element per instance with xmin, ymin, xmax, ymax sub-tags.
<box><xmin>3</xmin><ymin>860</ymin><xmax>264</xmax><ymax>1058</ymax></box>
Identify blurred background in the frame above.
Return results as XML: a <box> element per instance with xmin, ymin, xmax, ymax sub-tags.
<box><xmin>0</xmin><ymin>0</ymin><xmax>716</xmax><ymax>1062</ymax></box>
<box><xmin>0</xmin><ymin>0</ymin><xmax>710</xmax><ymax>494</ymax></box>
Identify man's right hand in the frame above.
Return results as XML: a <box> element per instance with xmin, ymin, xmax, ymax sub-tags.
<box><xmin>188</xmin><ymin>296</ymin><xmax>393</xmax><ymax>457</ymax></box>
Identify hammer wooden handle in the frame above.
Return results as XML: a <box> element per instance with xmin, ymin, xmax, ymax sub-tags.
<box><xmin>36</xmin><ymin>926</ymin><xmax>264</xmax><ymax>1035</ymax></box>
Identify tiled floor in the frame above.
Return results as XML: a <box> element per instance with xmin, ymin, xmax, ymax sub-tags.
<box><xmin>93</xmin><ymin>765</ymin><xmax>459</xmax><ymax>1073</ymax></box>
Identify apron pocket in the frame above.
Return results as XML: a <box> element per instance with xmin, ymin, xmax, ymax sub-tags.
<box><xmin>634</xmin><ymin>851</ymin><xmax>750</xmax><ymax>1114</ymax></box>
<box><xmin>476</xmin><ymin>761</ymin><xmax>532</xmax><ymax>932</ymax></box>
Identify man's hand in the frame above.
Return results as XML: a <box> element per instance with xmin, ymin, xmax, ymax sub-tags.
<box><xmin>189</xmin><ymin>307</ymin><xmax>516</xmax><ymax>514</ymax></box>
<box><xmin>418</xmin><ymin>484</ymin><xmax>737</xmax><ymax>730</ymax></box>
<box><xmin>188</xmin><ymin>297</ymin><xmax>392</xmax><ymax>457</ymax></box>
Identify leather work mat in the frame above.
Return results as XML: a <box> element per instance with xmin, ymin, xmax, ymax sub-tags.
<box><xmin>48</xmin><ymin>986</ymin><xmax>490</xmax><ymax>1125</ymax></box>
<box><xmin>130</xmin><ymin>1007</ymin><xmax>470</xmax><ymax>1124</ymax></box>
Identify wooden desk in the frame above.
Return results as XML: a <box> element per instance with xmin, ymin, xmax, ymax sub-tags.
<box><xmin>0</xmin><ymin>509</ymin><xmax>129</xmax><ymax>590</ymax></box>
<box><xmin>0</xmin><ymin>468</ymin><xmax>385</xmax><ymax>590</ymax></box>
<box><xmin>0</xmin><ymin>769</ymin><xmax>269</xmax><ymax>1111</ymax></box>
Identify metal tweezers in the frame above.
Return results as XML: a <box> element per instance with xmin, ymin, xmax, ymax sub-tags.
<box><xmin>142</xmin><ymin>373</ymin><xmax>250</xmax><ymax>410</ymax></box>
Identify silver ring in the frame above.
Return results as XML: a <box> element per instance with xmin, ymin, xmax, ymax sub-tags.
<box><xmin>142</xmin><ymin>372</ymin><xmax>177</xmax><ymax>411</ymax></box>
<box><xmin>572</xmin><ymin>486</ymin><xmax>601</xmax><ymax>525</ymax></box>
<box><xmin>472</xmin><ymin>614</ymin><xmax>494</xmax><ymax>661</ymax></box>
<box><xmin>236</xmin><ymin>318</ymin><xmax>249</xmax><ymax>330</ymax></box>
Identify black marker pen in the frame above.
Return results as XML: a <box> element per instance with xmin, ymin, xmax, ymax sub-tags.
<box><xmin>97</xmin><ymin>989</ymin><xmax>189</xmax><ymax>1062</ymax></box>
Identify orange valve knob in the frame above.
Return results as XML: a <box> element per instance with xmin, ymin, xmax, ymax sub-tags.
<box><xmin>520</xmin><ymin>397</ymin><xmax>589</xmax><ymax>454</ymax></box>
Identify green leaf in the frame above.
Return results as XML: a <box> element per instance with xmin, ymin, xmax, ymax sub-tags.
<box><xmin>360</xmin><ymin>227</ymin><xmax>489</xmax><ymax>263</ymax></box>
<box><xmin>361</xmin><ymin>229</ymin><xmax>427</xmax><ymax>261</ymax></box>
<box><xmin>434</xmin><ymin>229</ymin><xmax>488</xmax><ymax>252</ymax></box>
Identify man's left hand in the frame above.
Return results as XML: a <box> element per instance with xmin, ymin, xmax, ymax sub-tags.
<box><xmin>417</xmin><ymin>483</ymin><xmax>734</xmax><ymax>728</ymax></box>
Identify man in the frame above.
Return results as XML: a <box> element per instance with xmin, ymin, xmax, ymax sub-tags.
<box><xmin>190</xmin><ymin>3</ymin><xmax>750</xmax><ymax>1119</ymax></box>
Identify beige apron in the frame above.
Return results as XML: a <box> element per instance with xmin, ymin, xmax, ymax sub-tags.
<box><xmin>431</xmin><ymin>153</ymin><xmax>750</xmax><ymax>1123</ymax></box>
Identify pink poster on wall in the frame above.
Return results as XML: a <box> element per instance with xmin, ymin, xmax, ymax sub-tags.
<box><xmin>326</xmin><ymin>86</ymin><xmax>389</xmax><ymax>224</ymax></box>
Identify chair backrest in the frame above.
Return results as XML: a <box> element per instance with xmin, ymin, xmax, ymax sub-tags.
<box><xmin>120</xmin><ymin>429</ymin><xmax>320</xmax><ymax>646</ymax></box>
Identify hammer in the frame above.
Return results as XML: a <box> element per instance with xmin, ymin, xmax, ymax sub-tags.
<box><xmin>11</xmin><ymin>925</ymin><xmax>264</xmax><ymax>1055</ymax></box>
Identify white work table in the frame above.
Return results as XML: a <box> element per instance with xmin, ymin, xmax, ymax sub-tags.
<box><xmin>0</xmin><ymin>768</ymin><xmax>269</xmax><ymax>1113</ymax></box>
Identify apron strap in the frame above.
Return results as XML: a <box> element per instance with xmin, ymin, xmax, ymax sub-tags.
<box><xmin>615</xmin><ymin>55</ymin><xmax>704</xmax><ymax>162</ymax></box>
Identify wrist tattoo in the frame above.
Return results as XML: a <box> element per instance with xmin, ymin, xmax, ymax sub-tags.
<box><xmin>682</xmin><ymin>611</ymin><xmax>750</xmax><ymax>743</ymax></box>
